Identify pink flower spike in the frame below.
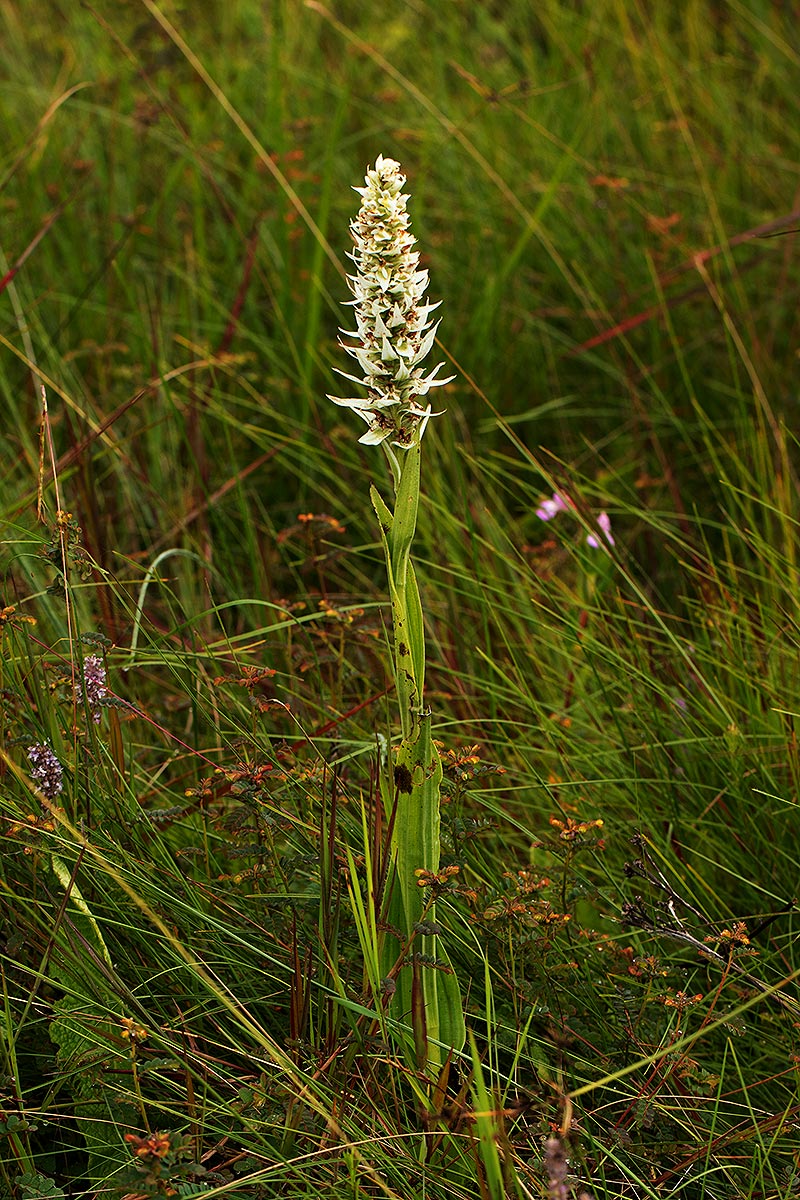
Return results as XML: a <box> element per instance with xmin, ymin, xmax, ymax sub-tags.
<box><xmin>535</xmin><ymin>493</ymin><xmax>568</xmax><ymax>522</ymax></box>
<box><xmin>27</xmin><ymin>742</ymin><xmax>63</xmax><ymax>798</ymax></box>
<box><xmin>83</xmin><ymin>654</ymin><xmax>108</xmax><ymax>722</ymax></box>
<box><xmin>587</xmin><ymin>512</ymin><xmax>614</xmax><ymax>548</ymax></box>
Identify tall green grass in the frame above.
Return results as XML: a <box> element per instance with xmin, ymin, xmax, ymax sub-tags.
<box><xmin>2</xmin><ymin>1</ymin><xmax>800</xmax><ymax>1196</ymax></box>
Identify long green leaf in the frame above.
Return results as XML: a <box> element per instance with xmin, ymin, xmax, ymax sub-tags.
<box><xmin>372</xmin><ymin>456</ymin><xmax>465</xmax><ymax>1071</ymax></box>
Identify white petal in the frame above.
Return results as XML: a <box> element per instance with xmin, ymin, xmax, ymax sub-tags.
<box><xmin>359</xmin><ymin>426</ymin><xmax>393</xmax><ymax>445</ymax></box>
<box><xmin>328</xmin><ymin>394</ymin><xmax>373</xmax><ymax>410</ymax></box>
<box><xmin>412</xmin><ymin>320</ymin><xmax>440</xmax><ymax>364</ymax></box>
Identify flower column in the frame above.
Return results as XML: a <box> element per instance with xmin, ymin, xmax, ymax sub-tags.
<box><xmin>329</xmin><ymin>156</ymin><xmax>465</xmax><ymax>1075</ymax></box>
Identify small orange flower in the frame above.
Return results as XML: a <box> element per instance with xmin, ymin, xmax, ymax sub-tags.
<box><xmin>124</xmin><ymin>1130</ymin><xmax>171</xmax><ymax>1159</ymax></box>
<box><xmin>549</xmin><ymin>816</ymin><xmax>604</xmax><ymax>841</ymax></box>
<box><xmin>415</xmin><ymin>865</ymin><xmax>460</xmax><ymax>888</ymax></box>
<box><xmin>0</xmin><ymin>604</ymin><xmax>36</xmax><ymax>629</ymax></box>
<box><xmin>663</xmin><ymin>990</ymin><xmax>703</xmax><ymax>1011</ymax></box>
<box><xmin>120</xmin><ymin>1017</ymin><xmax>148</xmax><ymax>1044</ymax></box>
<box><xmin>719</xmin><ymin>921</ymin><xmax>751</xmax><ymax>947</ymax></box>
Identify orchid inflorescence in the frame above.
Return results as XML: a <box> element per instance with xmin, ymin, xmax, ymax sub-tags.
<box><xmin>327</xmin><ymin>155</ymin><xmax>466</xmax><ymax>1069</ymax></box>
<box><xmin>329</xmin><ymin>155</ymin><xmax>453</xmax><ymax>456</ymax></box>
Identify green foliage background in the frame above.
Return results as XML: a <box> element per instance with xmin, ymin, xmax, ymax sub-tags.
<box><xmin>2</xmin><ymin>1</ymin><xmax>800</xmax><ymax>1197</ymax></box>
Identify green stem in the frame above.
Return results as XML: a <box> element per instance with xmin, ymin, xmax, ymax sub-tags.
<box><xmin>371</xmin><ymin>443</ymin><xmax>465</xmax><ymax>1078</ymax></box>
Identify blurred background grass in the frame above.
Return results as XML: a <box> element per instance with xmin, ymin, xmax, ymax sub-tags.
<box><xmin>2</xmin><ymin>1</ymin><xmax>800</xmax><ymax>1196</ymax></box>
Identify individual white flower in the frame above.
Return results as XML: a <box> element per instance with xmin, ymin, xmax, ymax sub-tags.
<box><xmin>328</xmin><ymin>155</ymin><xmax>453</xmax><ymax>450</ymax></box>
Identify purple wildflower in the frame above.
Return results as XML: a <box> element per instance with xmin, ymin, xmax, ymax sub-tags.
<box><xmin>535</xmin><ymin>493</ymin><xmax>568</xmax><ymax>522</ymax></box>
<box><xmin>27</xmin><ymin>743</ymin><xmax>63</xmax><ymax>799</ymax></box>
<box><xmin>586</xmin><ymin>512</ymin><xmax>615</xmax><ymax>549</ymax></box>
<box><xmin>536</xmin><ymin>493</ymin><xmax>615</xmax><ymax>549</ymax></box>
<box><xmin>82</xmin><ymin>654</ymin><xmax>107</xmax><ymax>722</ymax></box>
<box><xmin>543</xmin><ymin>1137</ymin><xmax>569</xmax><ymax>1200</ymax></box>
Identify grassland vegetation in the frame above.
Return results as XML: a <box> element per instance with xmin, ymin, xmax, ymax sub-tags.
<box><xmin>1</xmin><ymin>2</ymin><xmax>800</xmax><ymax>1197</ymax></box>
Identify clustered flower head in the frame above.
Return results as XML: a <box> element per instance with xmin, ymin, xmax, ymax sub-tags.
<box><xmin>543</xmin><ymin>1136</ymin><xmax>569</xmax><ymax>1200</ymax></box>
<box><xmin>329</xmin><ymin>154</ymin><xmax>453</xmax><ymax>449</ymax></box>
<box><xmin>82</xmin><ymin>653</ymin><xmax>107</xmax><ymax>722</ymax></box>
<box><xmin>536</xmin><ymin>492</ymin><xmax>615</xmax><ymax>549</ymax></box>
<box><xmin>27</xmin><ymin>742</ymin><xmax>63</xmax><ymax>799</ymax></box>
